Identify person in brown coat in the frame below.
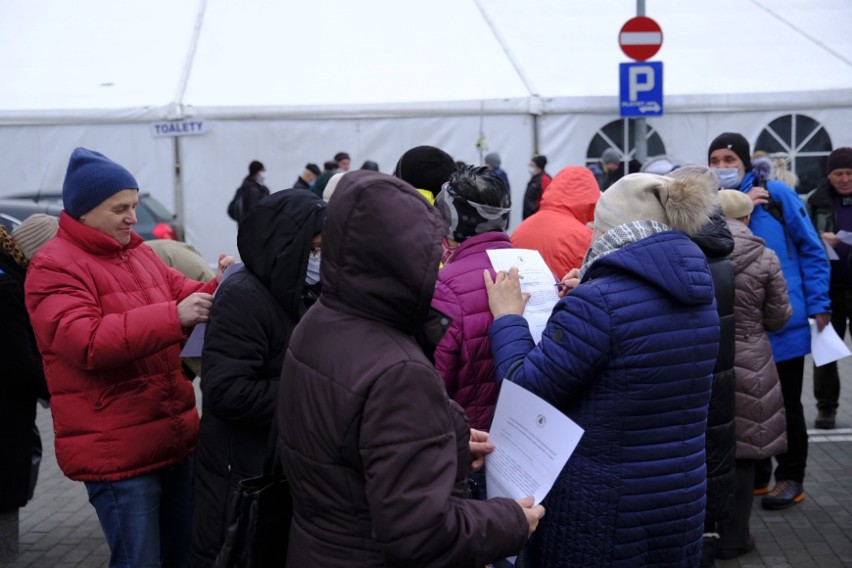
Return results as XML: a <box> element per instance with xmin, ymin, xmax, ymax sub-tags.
<box><xmin>716</xmin><ymin>190</ymin><xmax>793</xmax><ymax>560</ymax></box>
<box><xmin>277</xmin><ymin>170</ymin><xmax>543</xmax><ymax>567</ymax></box>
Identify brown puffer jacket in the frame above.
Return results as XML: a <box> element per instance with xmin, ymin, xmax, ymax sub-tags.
<box><xmin>277</xmin><ymin>171</ymin><xmax>529</xmax><ymax>567</ymax></box>
<box><xmin>728</xmin><ymin>219</ymin><xmax>793</xmax><ymax>460</ymax></box>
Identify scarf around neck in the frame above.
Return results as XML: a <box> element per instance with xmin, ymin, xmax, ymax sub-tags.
<box><xmin>579</xmin><ymin>219</ymin><xmax>671</xmax><ymax>279</ymax></box>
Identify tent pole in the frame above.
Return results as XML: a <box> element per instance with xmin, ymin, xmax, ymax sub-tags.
<box><xmin>532</xmin><ymin>114</ymin><xmax>540</xmax><ymax>156</ymax></box>
<box><xmin>173</xmin><ymin>137</ymin><xmax>185</xmax><ymax>241</ymax></box>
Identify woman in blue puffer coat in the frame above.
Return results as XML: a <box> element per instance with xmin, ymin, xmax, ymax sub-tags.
<box><xmin>484</xmin><ymin>170</ymin><xmax>722</xmax><ymax>567</ymax></box>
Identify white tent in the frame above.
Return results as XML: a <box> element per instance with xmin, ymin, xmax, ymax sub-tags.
<box><xmin>1</xmin><ymin>0</ymin><xmax>850</xmax><ymax>262</ymax></box>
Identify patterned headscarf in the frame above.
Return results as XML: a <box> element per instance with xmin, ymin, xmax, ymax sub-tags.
<box><xmin>434</xmin><ymin>181</ymin><xmax>510</xmax><ymax>243</ymax></box>
<box><xmin>0</xmin><ymin>226</ymin><xmax>28</xmax><ymax>268</ymax></box>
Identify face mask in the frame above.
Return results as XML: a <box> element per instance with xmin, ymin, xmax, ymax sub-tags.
<box><xmin>305</xmin><ymin>250</ymin><xmax>321</xmax><ymax>285</ymax></box>
<box><xmin>257</xmin><ymin>174</ymin><xmax>266</xmax><ymax>185</ymax></box>
<box><xmin>528</xmin><ymin>167</ymin><xmax>537</xmax><ymax>176</ymax></box>
<box><xmin>712</xmin><ymin>168</ymin><xmax>742</xmax><ymax>189</ymax></box>
<box><xmin>309</xmin><ymin>179</ymin><xmax>316</xmax><ymax>187</ymax></box>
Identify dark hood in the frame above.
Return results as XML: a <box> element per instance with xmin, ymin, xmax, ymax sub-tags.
<box><xmin>321</xmin><ymin>170</ymin><xmax>444</xmax><ymax>334</ymax></box>
<box><xmin>237</xmin><ymin>189</ymin><xmax>326</xmax><ymax>317</ymax></box>
<box><xmin>691</xmin><ymin>209</ymin><xmax>734</xmax><ymax>259</ymax></box>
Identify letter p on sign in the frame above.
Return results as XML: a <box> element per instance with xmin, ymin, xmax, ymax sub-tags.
<box><xmin>628</xmin><ymin>65</ymin><xmax>654</xmax><ymax>101</ymax></box>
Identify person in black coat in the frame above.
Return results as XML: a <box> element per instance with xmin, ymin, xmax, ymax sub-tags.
<box><xmin>0</xmin><ymin>226</ymin><xmax>51</xmax><ymax>537</ymax></box>
<box><xmin>191</xmin><ymin>189</ymin><xmax>326</xmax><ymax>567</ymax></box>
<box><xmin>674</xmin><ymin>168</ymin><xmax>737</xmax><ymax>566</ymax></box>
<box><xmin>522</xmin><ymin>155</ymin><xmax>552</xmax><ymax>219</ymax></box>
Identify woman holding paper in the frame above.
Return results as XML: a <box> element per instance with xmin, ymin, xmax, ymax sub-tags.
<box><xmin>484</xmin><ymin>171</ymin><xmax>721</xmax><ymax>567</ymax></box>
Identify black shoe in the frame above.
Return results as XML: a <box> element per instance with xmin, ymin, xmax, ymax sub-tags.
<box><xmin>815</xmin><ymin>409</ymin><xmax>836</xmax><ymax>429</ymax></box>
<box><xmin>701</xmin><ymin>535</ymin><xmax>718</xmax><ymax>567</ymax></box>
<box><xmin>716</xmin><ymin>535</ymin><xmax>756</xmax><ymax>560</ymax></box>
<box><xmin>762</xmin><ymin>480</ymin><xmax>805</xmax><ymax>510</ymax></box>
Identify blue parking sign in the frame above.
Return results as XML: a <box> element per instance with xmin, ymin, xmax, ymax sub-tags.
<box><xmin>619</xmin><ymin>61</ymin><xmax>663</xmax><ymax>117</ymax></box>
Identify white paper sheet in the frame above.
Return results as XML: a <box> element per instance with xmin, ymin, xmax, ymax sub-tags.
<box><xmin>823</xmin><ymin>239</ymin><xmax>840</xmax><ymax>261</ymax></box>
<box><xmin>835</xmin><ymin>230</ymin><xmax>852</xmax><ymax>246</ymax></box>
<box><xmin>485</xmin><ymin>380</ymin><xmax>584</xmax><ymax>506</ymax></box>
<box><xmin>486</xmin><ymin>249</ymin><xmax>561</xmax><ymax>344</ymax></box>
<box><xmin>810</xmin><ymin>318</ymin><xmax>852</xmax><ymax>367</ymax></box>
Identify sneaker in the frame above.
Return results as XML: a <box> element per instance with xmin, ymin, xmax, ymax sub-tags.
<box><xmin>815</xmin><ymin>409</ymin><xmax>836</xmax><ymax>429</ymax></box>
<box><xmin>716</xmin><ymin>535</ymin><xmax>756</xmax><ymax>560</ymax></box>
<box><xmin>761</xmin><ymin>480</ymin><xmax>805</xmax><ymax>510</ymax></box>
<box><xmin>753</xmin><ymin>484</ymin><xmax>770</xmax><ymax>496</ymax></box>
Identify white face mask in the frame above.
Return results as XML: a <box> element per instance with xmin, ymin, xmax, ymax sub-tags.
<box><xmin>712</xmin><ymin>168</ymin><xmax>743</xmax><ymax>189</ymax></box>
<box><xmin>305</xmin><ymin>250</ymin><xmax>321</xmax><ymax>285</ymax></box>
<box><xmin>528</xmin><ymin>166</ymin><xmax>537</xmax><ymax>176</ymax></box>
<box><xmin>257</xmin><ymin>173</ymin><xmax>266</xmax><ymax>184</ymax></box>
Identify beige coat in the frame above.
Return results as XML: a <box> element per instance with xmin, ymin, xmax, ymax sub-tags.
<box><xmin>728</xmin><ymin>219</ymin><xmax>792</xmax><ymax>460</ymax></box>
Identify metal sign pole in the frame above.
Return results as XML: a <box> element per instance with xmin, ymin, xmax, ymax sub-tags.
<box><xmin>634</xmin><ymin>0</ymin><xmax>648</xmax><ymax>167</ymax></box>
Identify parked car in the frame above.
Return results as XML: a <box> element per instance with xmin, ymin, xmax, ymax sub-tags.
<box><xmin>0</xmin><ymin>198</ymin><xmax>63</xmax><ymax>233</ymax></box>
<box><xmin>6</xmin><ymin>192</ymin><xmax>183</xmax><ymax>241</ymax></box>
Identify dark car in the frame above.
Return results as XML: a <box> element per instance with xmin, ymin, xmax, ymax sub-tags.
<box><xmin>6</xmin><ymin>192</ymin><xmax>183</xmax><ymax>241</ymax></box>
<box><xmin>0</xmin><ymin>198</ymin><xmax>63</xmax><ymax>233</ymax></box>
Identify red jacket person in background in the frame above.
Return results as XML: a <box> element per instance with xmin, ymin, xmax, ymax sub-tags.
<box><xmin>25</xmin><ymin>147</ymin><xmax>233</xmax><ymax>568</ymax></box>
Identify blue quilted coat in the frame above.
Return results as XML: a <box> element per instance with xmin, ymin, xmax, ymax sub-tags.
<box><xmin>489</xmin><ymin>231</ymin><xmax>720</xmax><ymax>567</ymax></box>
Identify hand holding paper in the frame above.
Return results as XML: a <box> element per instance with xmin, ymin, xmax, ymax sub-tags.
<box><xmin>810</xmin><ymin>317</ymin><xmax>852</xmax><ymax>367</ymax></box>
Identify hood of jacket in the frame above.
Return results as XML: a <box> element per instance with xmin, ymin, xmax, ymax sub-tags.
<box><xmin>587</xmin><ymin>230</ymin><xmax>715</xmax><ymax>306</ymax></box>
<box><xmin>539</xmin><ymin>166</ymin><xmax>600</xmax><ymax>222</ymax></box>
<box><xmin>320</xmin><ymin>171</ymin><xmax>444</xmax><ymax>335</ymax></box>
<box><xmin>237</xmin><ymin>189</ymin><xmax>326</xmax><ymax>317</ymax></box>
<box><xmin>727</xmin><ymin>218</ymin><xmax>766</xmax><ymax>273</ymax></box>
<box><xmin>691</xmin><ymin>209</ymin><xmax>734</xmax><ymax>259</ymax></box>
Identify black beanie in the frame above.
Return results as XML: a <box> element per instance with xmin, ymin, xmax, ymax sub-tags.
<box><xmin>393</xmin><ymin>146</ymin><xmax>456</xmax><ymax>196</ymax></box>
<box><xmin>708</xmin><ymin>133</ymin><xmax>752</xmax><ymax>171</ymax></box>
<box><xmin>249</xmin><ymin>160</ymin><xmax>265</xmax><ymax>176</ymax></box>
<box><xmin>827</xmin><ymin>147</ymin><xmax>852</xmax><ymax>174</ymax></box>
<box><xmin>306</xmin><ymin>163</ymin><xmax>321</xmax><ymax>176</ymax></box>
<box><xmin>532</xmin><ymin>155</ymin><xmax>547</xmax><ymax>170</ymax></box>
<box><xmin>334</xmin><ymin>152</ymin><xmax>350</xmax><ymax>162</ymax></box>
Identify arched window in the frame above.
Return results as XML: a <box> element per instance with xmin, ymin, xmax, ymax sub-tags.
<box><xmin>586</xmin><ymin>119</ymin><xmax>666</xmax><ymax>189</ymax></box>
<box><xmin>754</xmin><ymin>114</ymin><xmax>833</xmax><ymax>193</ymax></box>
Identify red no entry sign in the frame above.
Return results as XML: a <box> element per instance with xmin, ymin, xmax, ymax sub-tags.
<box><xmin>619</xmin><ymin>16</ymin><xmax>663</xmax><ymax>61</ymax></box>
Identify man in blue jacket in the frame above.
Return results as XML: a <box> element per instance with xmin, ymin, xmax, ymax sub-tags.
<box><xmin>709</xmin><ymin>132</ymin><xmax>831</xmax><ymax>510</ymax></box>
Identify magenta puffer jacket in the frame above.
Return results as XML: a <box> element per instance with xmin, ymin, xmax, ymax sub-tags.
<box><xmin>431</xmin><ymin>232</ymin><xmax>511</xmax><ymax>430</ymax></box>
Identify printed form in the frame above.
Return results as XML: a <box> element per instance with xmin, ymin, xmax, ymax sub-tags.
<box><xmin>486</xmin><ymin>380</ymin><xmax>584</xmax><ymax>505</ymax></box>
<box><xmin>486</xmin><ymin>249</ymin><xmax>561</xmax><ymax>344</ymax></box>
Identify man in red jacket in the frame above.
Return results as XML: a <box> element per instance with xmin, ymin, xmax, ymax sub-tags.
<box><xmin>25</xmin><ymin>147</ymin><xmax>233</xmax><ymax>567</ymax></box>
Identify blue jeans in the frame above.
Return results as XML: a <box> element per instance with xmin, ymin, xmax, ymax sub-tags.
<box><xmin>85</xmin><ymin>458</ymin><xmax>193</xmax><ymax>568</ymax></box>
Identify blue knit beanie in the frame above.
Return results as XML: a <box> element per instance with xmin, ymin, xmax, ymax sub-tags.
<box><xmin>62</xmin><ymin>148</ymin><xmax>139</xmax><ymax>218</ymax></box>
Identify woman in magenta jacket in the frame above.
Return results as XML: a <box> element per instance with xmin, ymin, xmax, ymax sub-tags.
<box><xmin>431</xmin><ymin>166</ymin><xmax>512</xmax><ymax>431</ymax></box>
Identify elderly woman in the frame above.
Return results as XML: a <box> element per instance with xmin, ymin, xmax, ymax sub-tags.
<box><xmin>484</xmin><ymin>171</ymin><xmax>722</xmax><ymax>567</ymax></box>
<box><xmin>431</xmin><ymin>165</ymin><xmax>512</xmax><ymax>432</ymax></box>
<box><xmin>277</xmin><ymin>171</ymin><xmax>543</xmax><ymax>567</ymax></box>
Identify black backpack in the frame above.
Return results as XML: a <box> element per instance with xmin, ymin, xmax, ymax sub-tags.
<box><xmin>227</xmin><ymin>186</ymin><xmax>244</xmax><ymax>222</ymax></box>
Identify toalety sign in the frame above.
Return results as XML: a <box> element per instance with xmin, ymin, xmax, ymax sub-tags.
<box><xmin>150</xmin><ymin>120</ymin><xmax>208</xmax><ymax>138</ymax></box>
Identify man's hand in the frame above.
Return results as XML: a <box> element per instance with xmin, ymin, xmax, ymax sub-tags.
<box><xmin>746</xmin><ymin>186</ymin><xmax>770</xmax><ymax>206</ymax></box>
<box><xmin>822</xmin><ymin>232</ymin><xmax>840</xmax><ymax>248</ymax></box>
<box><xmin>177</xmin><ymin>293</ymin><xmax>214</xmax><ymax>327</ymax></box>
<box><xmin>515</xmin><ymin>496</ymin><xmax>546</xmax><ymax>536</ymax></box>
<box><xmin>469</xmin><ymin>428</ymin><xmax>495</xmax><ymax>472</ymax></box>
<box><xmin>814</xmin><ymin>312</ymin><xmax>832</xmax><ymax>332</ymax></box>
<box><xmin>216</xmin><ymin>253</ymin><xmax>236</xmax><ymax>280</ymax></box>
<box><xmin>483</xmin><ymin>267</ymin><xmax>530</xmax><ymax>318</ymax></box>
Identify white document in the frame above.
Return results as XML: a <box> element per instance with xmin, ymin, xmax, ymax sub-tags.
<box><xmin>835</xmin><ymin>230</ymin><xmax>852</xmax><ymax>247</ymax></box>
<box><xmin>823</xmin><ymin>239</ymin><xmax>840</xmax><ymax>261</ymax></box>
<box><xmin>810</xmin><ymin>318</ymin><xmax>852</xmax><ymax>367</ymax></box>
<box><xmin>486</xmin><ymin>249</ymin><xmax>561</xmax><ymax>344</ymax></box>
<box><xmin>485</xmin><ymin>380</ymin><xmax>584</xmax><ymax>505</ymax></box>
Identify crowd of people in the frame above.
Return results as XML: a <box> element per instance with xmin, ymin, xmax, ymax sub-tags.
<box><xmin>2</xmin><ymin>134</ymin><xmax>850</xmax><ymax>567</ymax></box>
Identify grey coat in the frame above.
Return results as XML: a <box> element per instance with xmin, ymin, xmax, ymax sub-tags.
<box><xmin>728</xmin><ymin>219</ymin><xmax>793</xmax><ymax>460</ymax></box>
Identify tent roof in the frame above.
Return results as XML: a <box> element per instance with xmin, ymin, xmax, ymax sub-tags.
<box><xmin>0</xmin><ymin>0</ymin><xmax>850</xmax><ymax>123</ymax></box>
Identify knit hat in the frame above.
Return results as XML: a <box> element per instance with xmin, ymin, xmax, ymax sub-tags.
<box><xmin>360</xmin><ymin>160</ymin><xmax>379</xmax><ymax>171</ymax></box>
<box><xmin>62</xmin><ymin>148</ymin><xmax>139</xmax><ymax>218</ymax></box>
<box><xmin>249</xmin><ymin>160</ymin><xmax>265</xmax><ymax>176</ymax></box>
<box><xmin>531</xmin><ymin>155</ymin><xmax>547</xmax><ymax>170</ymax></box>
<box><xmin>323</xmin><ymin>172</ymin><xmax>347</xmax><ymax>202</ymax></box>
<box><xmin>593</xmin><ymin>171</ymin><xmax>718</xmax><ymax>238</ymax></box>
<box><xmin>484</xmin><ymin>152</ymin><xmax>501</xmax><ymax>168</ymax></box>
<box><xmin>708</xmin><ymin>132</ymin><xmax>752</xmax><ymax>171</ymax></box>
<box><xmin>334</xmin><ymin>152</ymin><xmax>350</xmax><ymax>162</ymax></box>
<box><xmin>601</xmin><ymin>148</ymin><xmax>621</xmax><ymax>164</ymax></box>
<box><xmin>827</xmin><ymin>147</ymin><xmax>852</xmax><ymax>174</ymax></box>
<box><xmin>305</xmin><ymin>163</ymin><xmax>321</xmax><ymax>176</ymax></box>
<box><xmin>718</xmin><ymin>189</ymin><xmax>754</xmax><ymax>220</ymax></box>
<box><xmin>393</xmin><ymin>145</ymin><xmax>456</xmax><ymax>196</ymax></box>
<box><xmin>12</xmin><ymin>213</ymin><xmax>59</xmax><ymax>261</ymax></box>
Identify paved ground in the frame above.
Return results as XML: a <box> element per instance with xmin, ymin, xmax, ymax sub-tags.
<box><xmin>4</xmin><ymin>359</ymin><xmax>852</xmax><ymax>567</ymax></box>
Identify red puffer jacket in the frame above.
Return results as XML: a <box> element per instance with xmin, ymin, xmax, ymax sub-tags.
<box><xmin>25</xmin><ymin>213</ymin><xmax>216</xmax><ymax>481</ymax></box>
